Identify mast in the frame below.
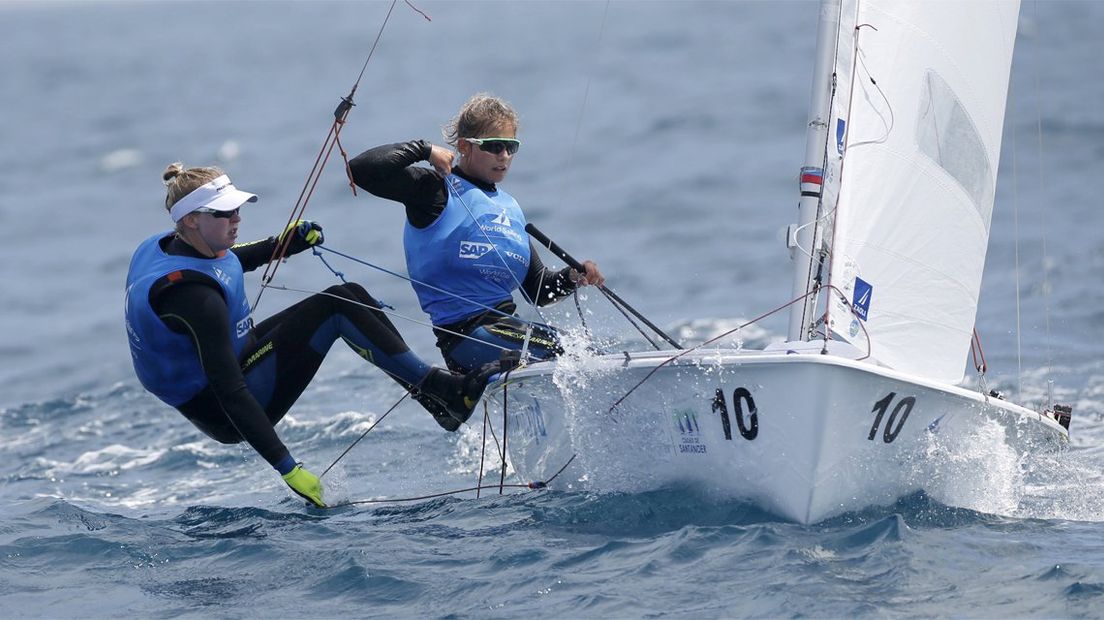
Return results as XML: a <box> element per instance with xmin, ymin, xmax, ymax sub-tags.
<box><xmin>787</xmin><ymin>0</ymin><xmax>842</xmax><ymax>342</ymax></box>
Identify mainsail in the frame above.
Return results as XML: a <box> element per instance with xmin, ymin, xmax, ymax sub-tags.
<box><xmin>818</xmin><ymin>0</ymin><xmax>1021</xmax><ymax>384</ymax></box>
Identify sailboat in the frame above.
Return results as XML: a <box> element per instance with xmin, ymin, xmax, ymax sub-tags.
<box><xmin>482</xmin><ymin>0</ymin><xmax>1071</xmax><ymax>524</ymax></box>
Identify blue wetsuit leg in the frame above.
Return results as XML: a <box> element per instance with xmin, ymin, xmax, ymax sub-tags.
<box><xmin>242</xmin><ymin>283</ymin><xmax>431</xmax><ymax>419</ymax></box>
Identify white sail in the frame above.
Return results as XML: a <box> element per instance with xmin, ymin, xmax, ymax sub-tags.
<box><xmin>823</xmin><ymin>0</ymin><xmax>1020</xmax><ymax>384</ymax></box>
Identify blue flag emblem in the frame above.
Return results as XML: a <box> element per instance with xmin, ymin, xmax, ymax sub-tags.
<box><xmin>852</xmin><ymin>277</ymin><xmax>872</xmax><ymax>321</ymax></box>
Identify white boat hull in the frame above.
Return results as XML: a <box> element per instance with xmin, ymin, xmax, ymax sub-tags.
<box><xmin>485</xmin><ymin>347</ymin><xmax>1068</xmax><ymax>524</ymax></box>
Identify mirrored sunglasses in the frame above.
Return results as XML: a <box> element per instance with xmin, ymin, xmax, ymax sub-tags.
<box><xmin>465</xmin><ymin>137</ymin><xmax>520</xmax><ymax>155</ymax></box>
<box><xmin>194</xmin><ymin>207</ymin><xmax>240</xmax><ymax>219</ymax></box>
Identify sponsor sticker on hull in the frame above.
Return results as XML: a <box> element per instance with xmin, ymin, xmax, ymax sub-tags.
<box><xmin>673</xmin><ymin>410</ymin><xmax>707</xmax><ymax>454</ymax></box>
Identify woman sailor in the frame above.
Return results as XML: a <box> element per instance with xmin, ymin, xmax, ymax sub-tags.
<box><xmin>349</xmin><ymin>93</ymin><xmax>604</xmax><ymax>373</ymax></box>
<box><xmin>124</xmin><ymin>164</ymin><xmax>502</xmax><ymax>508</ymax></box>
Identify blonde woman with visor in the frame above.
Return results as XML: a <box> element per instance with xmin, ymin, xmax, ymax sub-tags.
<box><xmin>125</xmin><ymin>163</ymin><xmax>503</xmax><ymax>508</ymax></box>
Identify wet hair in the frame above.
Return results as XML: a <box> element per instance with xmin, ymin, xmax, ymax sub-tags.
<box><xmin>162</xmin><ymin>162</ymin><xmax>224</xmax><ymax>212</ymax></box>
<box><xmin>443</xmin><ymin>93</ymin><xmax>519</xmax><ymax>147</ymax></box>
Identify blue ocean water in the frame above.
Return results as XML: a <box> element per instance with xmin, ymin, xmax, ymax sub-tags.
<box><xmin>2</xmin><ymin>1</ymin><xmax>1103</xmax><ymax>617</ymax></box>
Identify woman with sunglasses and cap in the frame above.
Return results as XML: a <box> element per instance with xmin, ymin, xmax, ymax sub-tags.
<box><xmin>349</xmin><ymin>93</ymin><xmax>604</xmax><ymax>374</ymax></box>
<box><xmin>125</xmin><ymin>163</ymin><xmax>503</xmax><ymax>508</ymax></box>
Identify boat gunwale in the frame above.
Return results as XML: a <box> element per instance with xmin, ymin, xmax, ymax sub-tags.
<box><xmin>488</xmin><ymin>346</ymin><xmax>1070</xmax><ymax>440</ymax></box>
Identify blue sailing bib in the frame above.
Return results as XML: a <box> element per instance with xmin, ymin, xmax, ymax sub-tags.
<box><xmin>124</xmin><ymin>232</ymin><xmax>252</xmax><ymax>406</ymax></box>
<box><xmin>403</xmin><ymin>175</ymin><xmax>530</xmax><ymax>325</ymax></box>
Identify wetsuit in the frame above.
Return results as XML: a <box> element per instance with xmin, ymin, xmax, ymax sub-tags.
<box><xmin>350</xmin><ymin>140</ymin><xmax>577</xmax><ymax>372</ymax></box>
<box><xmin>125</xmin><ymin>233</ymin><xmax>437</xmax><ymax>472</ymax></box>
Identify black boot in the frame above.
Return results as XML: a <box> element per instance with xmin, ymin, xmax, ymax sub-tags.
<box><xmin>414</xmin><ymin>352</ymin><xmax>522</xmax><ymax>431</ymax></box>
<box><xmin>409</xmin><ymin>387</ymin><xmax>462</xmax><ymax>432</ymax></box>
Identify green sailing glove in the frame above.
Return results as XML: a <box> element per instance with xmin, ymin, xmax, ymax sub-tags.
<box><xmin>282</xmin><ymin>463</ymin><xmax>326</xmax><ymax>508</ymax></box>
<box><xmin>279</xmin><ymin>220</ymin><xmax>324</xmax><ymax>255</ymax></box>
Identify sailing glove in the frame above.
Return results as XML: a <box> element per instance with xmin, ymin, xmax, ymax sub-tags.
<box><xmin>279</xmin><ymin>220</ymin><xmax>325</xmax><ymax>255</ymax></box>
<box><xmin>282</xmin><ymin>463</ymin><xmax>326</xmax><ymax>507</ymax></box>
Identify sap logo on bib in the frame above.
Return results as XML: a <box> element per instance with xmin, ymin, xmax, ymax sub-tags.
<box><xmin>235</xmin><ymin>315</ymin><xmax>253</xmax><ymax>338</ymax></box>
<box><xmin>459</xmin><ymin>240</ymin><xmax>493</xmax><ymax>259</ymax></box>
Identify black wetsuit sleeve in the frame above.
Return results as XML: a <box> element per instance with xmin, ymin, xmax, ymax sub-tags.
<box><xmin>348</xmin><ymin>140</ymin><xmax>449</xmax><ymax>228</ymax></box>
<box><xmin>154</xmin><ymin>281</ymin><xmax>291</xmax><ymax>467</ymax></box>
<box><xmin>230</xmin><ymin>237</ymin><xmax>279</xmax><ymax>272</ymax></box>
<box><xmin>520</xmin><ymin>241</ymin><xmax>578</xmax><ymax>306</ymax></box>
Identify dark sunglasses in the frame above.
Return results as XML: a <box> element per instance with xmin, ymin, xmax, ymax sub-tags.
<box><xmin>464</xmin><ymin>137</ymin><xmax>520</xmax><ymax>155</ymax></box>
<box><xmin>194</xmin><ymin>207</ymin><xmax>240</xmax><ymax>219</ymax></box>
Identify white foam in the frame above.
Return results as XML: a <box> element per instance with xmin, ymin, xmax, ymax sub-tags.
<box><xmin>454</xmin><ymin>421</ymin><xmax>509</xmax><ymax>479</ymax></box>
<box><xmin>913</xmin><ymin>412</ymin><xmax>1104</xmax><ymax>522</ymax></box>
<box><xmin>63</xmin><ymin>444</ymin><xmax>166</xmax><ymax>475</ymax></box>
<box><xmin>317</xmin><ymin>410</ymin><xmax>379</xmax><ymax>439</ymax></box>
<box><xmin>918</xmin><ymin>417</ymin><xmax>1024</xmax><ymax>516</ymax></box>
<box><xmin>546</xmin><ymin>329</ymin><xmax>685</xmax><ymax>494</ymax></box>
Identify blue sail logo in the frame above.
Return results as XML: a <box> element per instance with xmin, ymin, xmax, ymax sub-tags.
<box><xmin>853</xmin><ymin>277</ymin><xmax>872</xmax><ymax>321</ymax></box>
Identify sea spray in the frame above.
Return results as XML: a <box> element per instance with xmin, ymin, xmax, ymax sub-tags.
<box><xmin>917</xmin><ymin>416</ymin><xmax>1024</xmax><ymax>517</ymax></box>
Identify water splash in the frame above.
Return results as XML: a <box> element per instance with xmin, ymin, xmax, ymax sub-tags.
<box><xmin>917</xmin><ymin>417</ymin><xmax>1025</xmax><ymax>516</ymax></box>
<box><xmin>914</xmin><ymin>414</ymin><xmax>1104</xmax><ymax>522</ymax></box>
<box><xmin>454</xmin><ymin>421</ymin><xmax>510</xmax><ymax>480</ymax></box>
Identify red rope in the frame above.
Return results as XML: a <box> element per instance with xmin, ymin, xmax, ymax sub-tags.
<box><xmin>499</xmin><ymin>378</ymin><xmax>509</xmax><ymax>494</ymax></box>
<box><xmin>477</xmin><ymin>400</ymin><xmax>489</xmax><ymax>499</ymax></box>
<box><xmin>257</xmin><ymin>112</ymin><xmax>351</xmax><ymax>301</ymax></box>
<box><xmin>970</xmin><ymin>328</ymin><xmax>988</xmax><ymax>374</ymax></box>
<box><xmin>252</xmin><ymin>0</ymin><xmax>427</xmax><ymax>311</ymax></box>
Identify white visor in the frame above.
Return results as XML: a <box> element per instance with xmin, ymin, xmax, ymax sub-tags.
<box><xmin>170</xmin><ymin>174</ymin><xmax>258</xmax><ymax>222</ymax></box>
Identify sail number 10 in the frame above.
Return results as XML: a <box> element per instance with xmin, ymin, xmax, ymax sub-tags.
<box><xmin>868</xmin><ymin>392</ymin><xmax>916</xmax><ymax>443</ymax></box>
<box><xmin>710</xmin><ymin>388</ymin><xmax>917</xmax><ymax>444</ymax></box>
<box><xmin>712</xmin><ymin>388</ymin><xmax>758</xmax><ymax>441</ymax></box>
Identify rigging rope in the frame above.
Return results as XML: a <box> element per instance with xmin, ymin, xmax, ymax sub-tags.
<box><xmin>323</xmin><ymin>454</ymin><xmax>575</xmax><ymax>509</ymax></box>
<box><xmin>476</xmin><ymin>401</ymin><xmax>491</xmax><ymax>498</ymax></box>
<box><xmin>1029</xmin><ymin>0</ymin><xmax>1056</xmax><ymax>407</ymax></box>
<box><xmin>521</xmin><ymin>236</ymin><xmax>661</xmax><ymax>351</ymax></box>
<box><xmin>971</xmin><ymin>328</ymin><xmax>992</xmax><ymax>400</ymax></box>
<box><xmin>252</xmin><ymin>0</ymin><xmax>421</xmax><ymax>314</ymax></box>
<box><xmin>606</xmin><ymin>285</ymin><xmax>871</xmax><ymax>417</ymax></box>
<box><xmin>499</xmin><ymin>374</ymin><xmax>510</xmax><ymax>493</ymax></box>
<box><xmin>318</xmin><ymin>379</ymin><xmax>578</xmax><ymax>509</ymax></box>
<box><xmin>309</xmin><ymin>244</ymin><xmax>548</xmax><ymax>332</ymax></box>
<box><xmin>1009</xmin><ymin>76</ymin><xmax>1025</xmax><ymax>402</ymax></box>
<box><xmin>320</xmin><ymin>392</ymin><xmax>408</xmax><ymax>478</ymax></box>
<box><xmin>846</xmin><ymin>24</ymin><xmax>895</xmax><ymax>151</ymax></box>
<box><xmin>602</xmin><ymin>289</ymin><xmax>662</xmax><ymax>350</ymax></box>
<box><xmin>264</xmin><ymin>281</ymin><xmax>515</xmax><ymax>355</ymax></box>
